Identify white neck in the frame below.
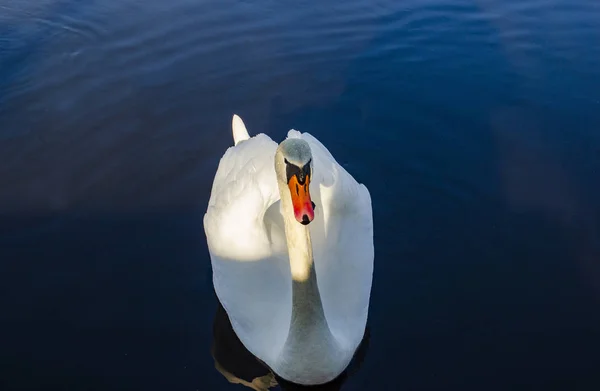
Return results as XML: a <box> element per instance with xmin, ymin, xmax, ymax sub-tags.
<box><xmin>275</xmin><ymin>185</ymin><xmax>345</xmax><ymax>385</ymax></box>
<box><xmin>279</xmin><ymin>194</ymin><xmax>324</xmax><ymax>316</ymax></box>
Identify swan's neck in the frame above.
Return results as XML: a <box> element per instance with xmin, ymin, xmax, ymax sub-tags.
<box><xmin>281</xmin><ymin>211</ymin><xmax>326</xmax><ymax>323</ymax></box>
<box><xmin>277</xmin><ymin>196</ymin><xmax>342</xmax><ymax>384</ymax></box>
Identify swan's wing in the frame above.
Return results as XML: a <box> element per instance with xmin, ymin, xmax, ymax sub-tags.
<box><xmin>287</xmin><ymin>130</ymin><xmax>374</xmax><ymax>352</ymax></box>
<box><xmin>204</xmin><ymin>132</ymin><xmax>291</xmax><ymax>365</ymax></box>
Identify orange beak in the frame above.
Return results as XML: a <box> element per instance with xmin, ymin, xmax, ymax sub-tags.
<box><xmin>288</xmin><ymin>174</ymin><xmax>314</xmax><ymax>225</ymax></box>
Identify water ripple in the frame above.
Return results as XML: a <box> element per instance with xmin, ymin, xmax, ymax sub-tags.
<box><xmin>1</xmin><ymin>0</ymin><xmax>600</xmax><ymax>213</ymax></box>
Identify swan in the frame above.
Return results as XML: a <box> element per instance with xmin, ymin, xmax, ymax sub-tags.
<box><xmin>203</xmin><ymin>114</ymin><xmax>374</xmax><ymax>385</ymax></box>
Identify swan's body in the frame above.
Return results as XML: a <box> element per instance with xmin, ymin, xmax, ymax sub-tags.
<box><xmin>203</xmin><ymin>115</ymin><xmax>374</xmax><ymax>385</ymax></box>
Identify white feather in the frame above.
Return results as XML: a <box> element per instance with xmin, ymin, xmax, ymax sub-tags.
<box><xmin>203</xmin><ymin>115</ymin><xmax>374</xmax><ymax>385</ymax></box>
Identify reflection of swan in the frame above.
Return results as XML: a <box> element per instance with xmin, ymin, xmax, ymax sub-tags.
<box><xmin>211</xmin><ymin>298</ymin><xmax>371</xmax><ymax>391</ymax></box>
<box><xmin>204</xmin><ymin>115</ymin><xmax>374</xmax><ymax>385</ymax></box>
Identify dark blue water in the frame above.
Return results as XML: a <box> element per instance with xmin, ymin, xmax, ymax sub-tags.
<box><xmin>2</xmin><ymin>0</ymin><xmax>600</xmax><ymax>389</ymax></box>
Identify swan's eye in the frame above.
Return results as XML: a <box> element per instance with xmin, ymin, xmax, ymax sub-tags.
<box><xmin>285</xmin><ymin>159</ymin><xmax>311</xmax><ymax>185</ymax></box>
<box><xmin>302</xmin><ymin>160</ymin><xmax>311</xmax><ymax>179</ymax></box>
<box><xmin>285</xmin><ymin>161</ymin><xmax>300</xmax><ymax>183</ymax></box>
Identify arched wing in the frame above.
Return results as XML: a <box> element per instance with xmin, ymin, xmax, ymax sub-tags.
<box><xmin>288</xmin><ymin>130</ymin><xmax>374</xmax><ymax>351</ymax></box>
<box><xmin>203</xmin><ymin>134</ymin><xmax>292</xmax><ymax>364</ymax></box>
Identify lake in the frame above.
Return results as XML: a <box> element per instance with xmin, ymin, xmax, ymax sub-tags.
<box><xmin>2</xmin><ymin>0</ymin><xmax>600</xmax><ymax>389</ymax></box>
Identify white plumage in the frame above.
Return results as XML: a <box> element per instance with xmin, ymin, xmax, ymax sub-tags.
<box><xmin>203</xmin><ymin>115</ymin><xmax>374</xmax><ymax>385</ymax></box>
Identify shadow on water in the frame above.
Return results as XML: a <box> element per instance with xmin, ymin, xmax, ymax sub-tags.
<box><xmin>211</xmin><ymin>298</ymin><xmax>370</xmax><ymax>391</ymax></box>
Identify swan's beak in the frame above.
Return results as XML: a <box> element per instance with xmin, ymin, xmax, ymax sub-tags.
<box><xmin>288</xmin><ymin>174</ymin><xmax>314</xmax><ymax>225</ymax></box>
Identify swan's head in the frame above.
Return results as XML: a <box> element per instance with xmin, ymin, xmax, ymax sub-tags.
<box><xmin>275</xmin><ymin>138</ymin><xmax>315</xmax><ymax>225</ymax></box>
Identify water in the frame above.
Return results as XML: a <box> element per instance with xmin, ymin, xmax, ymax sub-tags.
<box><xmin>2</xmin><ymin>0</ymin><xmax>600</xmax><ymax>389</ymax></box>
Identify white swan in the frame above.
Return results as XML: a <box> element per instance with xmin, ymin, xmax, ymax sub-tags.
<box><xmin>203</xmin><ymin>115</ymin><xmax>374</xmax><ymax>385</ymax></box>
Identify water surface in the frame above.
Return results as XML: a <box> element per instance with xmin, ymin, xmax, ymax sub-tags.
<box><xmin>2</xmin><ymin>0</ymin><xmax>600</xmax><ymax>389</ymax></box>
